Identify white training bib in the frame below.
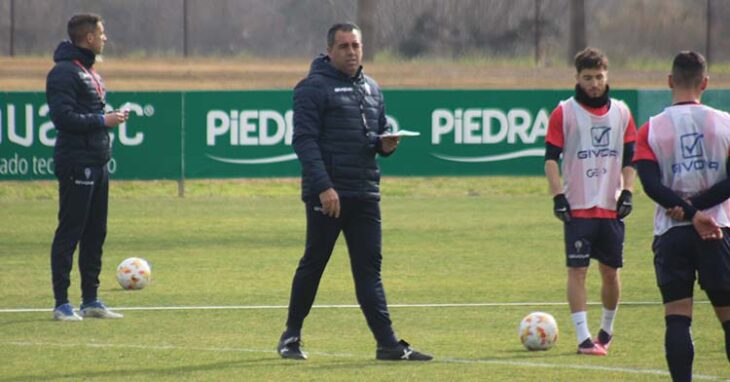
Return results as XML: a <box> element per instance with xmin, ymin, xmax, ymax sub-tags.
<box><xmin>647</xmin><ymin>104</ymin><xmax>730</xmax><ymax>235</ymax></box>
<box><xmin>560</xmin><ymin>98</ymin><xmax>631</xmax><ymax>210</ymax></box>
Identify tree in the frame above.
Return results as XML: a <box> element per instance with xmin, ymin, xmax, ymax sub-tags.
<box><xmin>357</xmin><ymin>0</ymin><xmax>377</xmax><ymax>61</ymax></box>
<box><xmin>568</xmin><ymin>0</ymin><xmax>586</xmax><ymax>64</ymax></box>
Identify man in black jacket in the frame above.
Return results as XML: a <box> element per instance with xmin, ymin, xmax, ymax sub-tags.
<box><xmin>277</xmin><ymin>22</ymin><xmax>432</xmax><ymax>361</ymax></box>
<box><xmin>47</xmin><ymin>14</ymin><xmax>128</xmax><ymax>321</ymax></box>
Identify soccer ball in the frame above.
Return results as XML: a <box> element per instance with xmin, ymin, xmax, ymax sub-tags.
<box><xmin>519</xmin><ymin>311</ymin><xmax>559</xmax><ymax>351</ymax></box>
<box><xmin>116</xmin><ymin>257</ymin><xmax>151</xmax><ymax>290</ymax></box>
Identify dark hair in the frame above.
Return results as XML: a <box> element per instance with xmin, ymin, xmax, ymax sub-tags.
<box><xmin>326</xmin><ymin>22</ymin><xmax>360</xmax><ymax>48</ymax></box>
<box><xmin>672</xmin><ymin>51</ymin><xmax>707</xmax><ymax>88</ymax></box>
<box><xmin>574</xmin><ymin>47</ymin><xmax>608</xmax><ymax>72</ymax></box>
<box><xmin>67</xmin><ymin>13</ymin><xmax>103</xmax><ymax>45</ymax></box>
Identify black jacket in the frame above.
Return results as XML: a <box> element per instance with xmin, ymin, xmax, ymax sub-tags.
<box><xmin>293</xmin><ymin>55</ymin><xmax>393</xmax><ymax>202</ymax></box>
<box><xmin>46</xmin><ymin>41</ymin><xmax>110</xmax><ymax>169</ymax></box>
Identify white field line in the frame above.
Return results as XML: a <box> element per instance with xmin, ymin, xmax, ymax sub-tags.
<box><xmin>0</xmin><ymin>340</ymin><xmax>725</xmax><ymax>381</ymax></box>
<box><xmin>0</xmin><ymin>300</ymin><xmax>708</xmax><ymax>314</ymax></box>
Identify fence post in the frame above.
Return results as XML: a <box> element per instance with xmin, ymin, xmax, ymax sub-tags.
<box><xmin>534</xmin><ymin>0</ymin><xmax>542</xmax><ymax>67</ymax></box>
<box><xmin>178</xmin><ymin>92</ymin><xmax>186</xmax><ymax>197</ymax></box>
<box><xmin>706</xmin><ymin>0</ymin><xmax>712</xmax><ymax>66</ymax></box>
<box><xmin>568</xmin><ymin>0</ymin><xmax>586</xmax><ymax>64</ymax></box>
<box><xmin>182</xmin><ymin>0</ymin><xmax>189</xmax><ymax>58</ymax></box>
<box><xmin>9</xmin><ymin>0</ymin><xmax>15</xmax><ymax>57</ymax></box>
<box><xmin>357</xmin><ymin>0</ymin><xmax>377</xmax><ymax>61</ymax></box>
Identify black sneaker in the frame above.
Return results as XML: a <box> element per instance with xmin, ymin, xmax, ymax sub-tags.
<box><xmin>277</xmin><ymin>336</ymin><xmax>307</xmax><ymax>360</ymax></box>
<box><xmin>376</xmin><ymin>339</ymin><xmax>433</xmax><ymax>361</ymax></box>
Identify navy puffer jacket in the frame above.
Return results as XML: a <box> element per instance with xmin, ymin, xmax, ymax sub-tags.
<box><xmin>46</xmin><ymin>41</ymin><xmax>110</xmax><ymax>170</ymax></box>
<box><xmin>293</xmin><ymin>55</ymin><xmax>393</xmax><ymax>202</ymax></box>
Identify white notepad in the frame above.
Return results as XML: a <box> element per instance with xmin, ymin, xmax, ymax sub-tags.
<box><xmin>379</xmin><ymin>130</ymin><xmax>421</xmax><ymax>137</ymax></box>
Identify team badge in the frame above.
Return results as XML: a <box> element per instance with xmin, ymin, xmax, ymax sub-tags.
<box><xmin>574</xmin><ymin>240</ymin><xmax>583</xmax><ymax>253</ymax></box>
<box><xmin>84</xmin><ymin>168</ymin><xmax>91</xmax><ymax>179</ymax></box>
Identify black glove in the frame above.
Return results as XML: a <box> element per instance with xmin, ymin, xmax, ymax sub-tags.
<box><xmin>616</xmin><ymin>189</ymin><xmax>633</xmax><ymax>219</ymax></box>
<box><xmin>553</xmin><ymin>194</ymin><xmax>571</xmax><ymax>223</ymax></box>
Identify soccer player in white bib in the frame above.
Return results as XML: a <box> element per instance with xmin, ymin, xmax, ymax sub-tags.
<box><xmin>544</xmin><ymin>48</ymin><xmax>637</xmax><ymax>356</ymax></box>
<box><xmin>634</xmin><ymin>51</ymin><xmax>730</xmax><ymax>381</ymax></box>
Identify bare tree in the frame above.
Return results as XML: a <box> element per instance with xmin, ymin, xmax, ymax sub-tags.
<box><xmin>357</xmin><ymin>0</ymin><xmax>377</xmax><ymax>61</ymax></box>
<box><xmin>182</xmin><ymin>0</ymin><xmax>188</xmax><ymax>57</ymax></box>
<box><xmin>4</xmin><ymin>0</ymin><xmax>730</xmax><ymax>64</ymax></box>
<box><xmin>568</xmin><ymin>0</ymin><xmax>585</xmax><ymax>63</ymax></box>
<box><xmin>534</xmin><ymin>0</ymin><xmax>543</xmax><ymax>66</ymax></box>
<box><xmin>9</xmin><ymin>0</ymin><xmax>15</xmax><ymax>56</ymax></box>
<box><xmin>706</xmin><ymin>0</ymin><xmax>712</xmax><ymax>65</ymax></box>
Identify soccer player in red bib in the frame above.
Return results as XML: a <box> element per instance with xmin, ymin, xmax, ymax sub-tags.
<box><xmin>544</xmin><ymin>48</ymin><xmax>637</xmax><ymax>356</ymax></box>
<box><xmin>634</xmin><ymin>51</ymin><xmax>730</xmax><ymax>381</ymax></box>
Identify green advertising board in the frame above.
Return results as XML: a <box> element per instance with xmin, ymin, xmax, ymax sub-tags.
<box><xmin>183</xmin><ymin>90</ymin><xmax>299</xmax><ymax>179</ymax></box>
<box><xmin>181</xmin><ymin>89</ymin><xmax>636</xmax><ymax>178</ymax></box>
<box><xmin>3</xmin><ymin>88</ymin><xmax>728</xmax><ymax>182</ymax></box>
<box><xmin>0</xmin><ymin>92</ymin><xmax>181</xmax><ymax>180</ymax></box>
<box><xmin>0</xmin><ymin>92</ymin><xmax>56</xmax><ymax>180</ymax></box>
<box><xmin>381</xmin><ymin>89</ymin><xmax>635</xmax><ymax>176</ymax></box>
<box><xmin>637</xmin><ymin>89</ymin><xmax>730</xmax><ymax>124</ymax></box>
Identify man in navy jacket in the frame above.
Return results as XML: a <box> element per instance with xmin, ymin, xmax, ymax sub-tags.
<box><xmin>277</xmin><ymin>22</ymin><xmax>432</xmax><ymax>361</ymax></box>
<box><xmin>46</xmin><ymin>13</ymin><xmax>128</xmax><ymax>321</ymax></box>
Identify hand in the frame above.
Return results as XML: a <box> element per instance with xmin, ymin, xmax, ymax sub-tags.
<box><xmin>665</xmin><ymin>199</ymin><xmax>691</xmax><ymax>221</ymax></box>
<box><xmin>319</xmin><ymin>188</ymin><xmax>340</xmax><ymax>218</ymax></box>
<box><xmin>103</xmin><ymin>110</ymin><xmax>129</xmax><ymax>128</ymax></box>
<box><xmin>553</xmin><ymin>194</ymin><xmax>571</xmax><ymax>223</ymax></box>
<box><xmin>380</xmin><ymin>136</ymin><xmax>400</xmax><ymax>154</ymax></box>
<box><xmin>665</xmin><ymin>206</ymin><xmax>685</xmax><ymax>221</ymax></box>
<box><xmin>616</xmin><ymin>190</ymin><xmax>633</xmax><ymax>219</ymax></box>
<box><xmin>692</xmin><ymin>211</ymin><xmax>723</xmax><ymax>240</ymax></box>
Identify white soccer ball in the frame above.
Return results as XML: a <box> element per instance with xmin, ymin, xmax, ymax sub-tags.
<box><xmin>116</xmin><ymin>257</ymin><xmax>151</xmax><ymax>290</ymax></box>
<box><xmin>519</xmin><ymin>311</ymin><xmax>559</xmax><ymax>350</ymax></box>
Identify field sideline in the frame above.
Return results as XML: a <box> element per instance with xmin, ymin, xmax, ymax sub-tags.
<box><xmin>1</xmin><ymin>177</ymin><xmax>728</xmax><ymax>381</ymax></box>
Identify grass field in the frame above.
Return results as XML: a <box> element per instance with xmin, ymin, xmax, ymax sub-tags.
<box><xmin>0</xmin><ymin>177</ymin><xmax>728</xmax><ymax>381</ymax></box>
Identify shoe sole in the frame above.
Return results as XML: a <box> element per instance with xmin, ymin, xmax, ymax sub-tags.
<box><xmin>278</xmin><ymin>352</ymin><xmax>307</xmax><ymax>360</ymax></box>
<box><xmin>576</xmin><ymin>349</ymin><xmax>607</xmax><ymax>356</ymax></box>
<box><xmin>376</xmin><ymin>353</ymin><xmax>433</xmax><ymax>361</ymax></box>
<box><xmin>53</xmin><ymin>314</ymin><xmax>82</xmax><ymax>321</ymax></box>
<box><xmin>80</xmin><ymin>309</ymin><xmax>123</xmax><ymax>319</ymax></box>
<box><xmin>376</xmin><ymin>357</ymin><xmax>433</xmax><ymax>361</ymax></box>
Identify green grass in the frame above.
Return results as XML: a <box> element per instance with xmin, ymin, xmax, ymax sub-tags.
<box><xmin>0</xmin><ymin>177</ymin><xmax>728</xmax><ymax>381</ymax></box>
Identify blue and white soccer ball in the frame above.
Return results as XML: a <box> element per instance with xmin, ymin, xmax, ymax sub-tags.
<box><xmin>116</xmin><ymin>257</ymin><xmax>151</xmax><ymax>290</ymax></box>
<box><xmin>519</xmin><ymin>311</ymin><xmax>559</xmax><ymax>350</ymax></box>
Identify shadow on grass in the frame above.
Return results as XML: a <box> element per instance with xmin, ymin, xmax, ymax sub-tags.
<box><xmin>0</xmin><ymin>357</ymin><xmax>282</xmax><ymax>382</ymax></box>
<box><xmin>106</xmin><ymin>288</ymin><xmax>141</xmax><ymax>294</ymax></box>
<box><xmin>495</xmin><ymin>348</ymin><xmax>573</xmax><ymax>359</ymax></box>
<box><xmin>301</xmin><ymin>350</ymin><xmax>572</xmax><ymax>371</ymax></box>
<box><xmin>0</xmin><ymin>318</ymin><xmax>51</xmax><ymax>327</ymax></box>
<box><xmin>307</xmin><ymin>358</ymin><xmax>419</xmax><ymax>371</ymax></box>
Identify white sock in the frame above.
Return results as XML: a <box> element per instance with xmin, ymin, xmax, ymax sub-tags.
<box><xmin>601</xmin><ymin>307</ymin><xmax>617</xmax><ymax>335</ymax></box>
<box><xmin>571</xmin><ymin>311</ymin><xmax>591</xmax><ymax>344</ymax></box>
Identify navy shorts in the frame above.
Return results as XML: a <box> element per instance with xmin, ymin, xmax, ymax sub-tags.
<box><xmin>652</xmin><ymin>226</ymin><xmax>730</xmax><ymax>303</ymax></box>
<box><xmin>564</xmin><ymin>218</ymin><xmax>624</xmax><ymax>268</ymax></box>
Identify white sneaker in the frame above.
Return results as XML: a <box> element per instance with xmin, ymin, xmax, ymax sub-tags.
<box><xmin>79</xmin><ymin>300</ymin><xmax>123</xmax><ymax>319</ymax></box>
<box><xmin>53</xmin><ymin>303</ymin><xmax>83</xmax><ymax>321</ymax></box>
